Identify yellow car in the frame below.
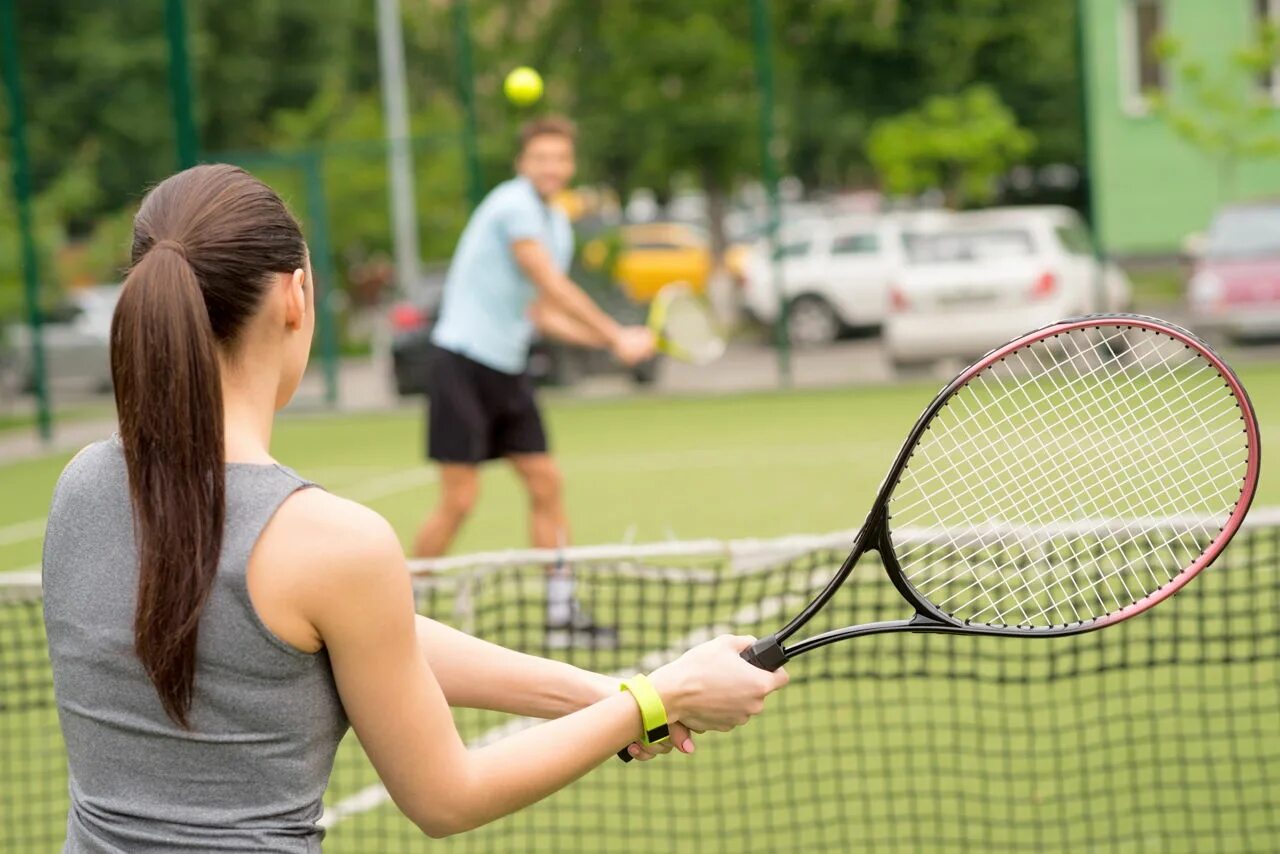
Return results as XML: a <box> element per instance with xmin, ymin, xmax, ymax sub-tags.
<box><xmin>585</xmin><ymin>223</ymin><xmax>714</xmax><ymax>303</ymax></box>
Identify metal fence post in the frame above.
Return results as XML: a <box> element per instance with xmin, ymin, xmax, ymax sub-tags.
<box><xmin>1</xmin><ymin>0</ymin><xmax>51</xmax><ymax>441</ymax></box>
<box><xmin>751</xmin><ymin>0</ymin><xmax>792</xmax><ymax>386</ymax></box>
<box><xmin>165</xmin><ymin>0</ymin><xmax>199</xmax><ymax>169</ymax></box>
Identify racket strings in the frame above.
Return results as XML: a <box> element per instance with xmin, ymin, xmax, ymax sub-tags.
<box><xmin>891</xmin><ymin>332</ymin><xmax>1236</xmax><ymax>523</ymax></box>
<box><xmin>662</xmin><ymin>295</ymin><xmax>724</xmax><ymax>364</ymax></box>
<box><xmin>931</xmin><ymin>338</ymin><xmax>1239</xmax><ymax>588</ymax></box>
<box><xmin>887</xmin><ymin>325</ymin><xmax>1250</xmax><ymax>628</ymax></box>
<box><xmin>896</xmin><ymin>331</ymin><xmax>1235</xmax><ymax>540</ymax></box>
<box><xmin>922</xmin><ymin>353</ymin><xmax>1238</xmax><ymax>623</ymax></box>
<box><xmin>917</xmin><ymin>335</ymin><xmax>1236</xmax><ymax>624</ymax></box>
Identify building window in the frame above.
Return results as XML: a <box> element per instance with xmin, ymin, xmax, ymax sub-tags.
<box><xmin>1255</xmin><ymin>0</ymin><xmax>1280</xmax><ymax>102</ymax></box>
<box><xmin>1121</xmin><ymin>0</ymin><xmax>1167</xmax><ymax>115</ymax></box>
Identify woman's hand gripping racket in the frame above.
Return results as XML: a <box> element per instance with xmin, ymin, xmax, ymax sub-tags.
<box><xmin>737</xmin><ymin>314</ymin><xmax>1260</xmax><ymax>670</ymax></box>
<box><xmin>647</xmin><ymin>283</ymin><xmax>726</xmax><ymax>365</ymax></box>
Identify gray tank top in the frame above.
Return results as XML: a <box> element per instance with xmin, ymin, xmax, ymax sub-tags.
<box><xmin>42</xmin><ymin>438</ymin><xmax>349</xmax><ymax>852</ymax></box>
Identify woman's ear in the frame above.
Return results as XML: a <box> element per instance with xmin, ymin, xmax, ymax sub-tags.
<box><xmin>284</xmin><ymin>267</ymin><xmax>307</xmax><ymax>329</ymax></box>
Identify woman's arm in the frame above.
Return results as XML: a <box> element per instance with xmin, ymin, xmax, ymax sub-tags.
<box><xmin>415</xmin><ymin>615</ymin><xmax>615</xmax><ymax>718</ymax></box>
<box><xmin>287</xmin><ymin>492</ymin><xmax>786</xmax><ymax>838</ymax></box>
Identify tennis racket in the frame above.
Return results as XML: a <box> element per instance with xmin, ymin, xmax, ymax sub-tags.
<box><xmin>736</xmin><ymin>314</ymin><xmax>1260</xmax><ymax>670</ymax></box>
<box><xmin>617</xmin><ymin>314</ymin><xmax>1258</xmax><ymax>761</ymax></box>
<box><xmin>647</xmin><ymin>282</ymin><xmax>726</xmax><ymax>365</ymax></box>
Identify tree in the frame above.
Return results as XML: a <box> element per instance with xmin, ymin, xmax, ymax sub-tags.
<box><xmin>775</xmin><ymin>0</ymin><xmax>1079</xmax><ymax>190</ymax></box>
<box><xmin>867</xmin><ymin>85</ymin><xmax>1035</xmax><ymax>207</ymax></box>
<box><xmin>1149</xmin><ymin>26</ymin><xmax>1280</xmax><ymax>202</ymax></box>
<box><xmin>461</xmin><ymin>0</ymin><xmax>761</xmax><ymax>255</ymax></box>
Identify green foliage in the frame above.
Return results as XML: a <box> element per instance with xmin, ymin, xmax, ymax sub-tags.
<box><xmin>262</xmin><ymin>86</ymin><xmax>470</xmax><ymax>267</ymax></box>
<box><xmin>1</xmin><ymin>0</ymin><xmax>1082</xmax><ymax>309</ymax></box>
<box><xmin>867</xmin><ymin>86</ymin><xmax>1035</xmax><ymax>207</ymax></box>
<box><xmin>776</xmin><ymin>0</ymin><xmax>1079</xmax><ymax>188</ymax></box>
<box><xmin>0</xmin><ymin>143</ymin><xmax>105</xmax><ymax>320</ymax></box>
<box><xmin>1149</xmin><ymin>26</ymin><xmax>1280</xmax><ymax>200</ymax></box>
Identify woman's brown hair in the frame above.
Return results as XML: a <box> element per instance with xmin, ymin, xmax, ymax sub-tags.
<box><xmin>110</xmin><ymin>164</ymin><xmax>306</xmax><ymax>728</ymax></box>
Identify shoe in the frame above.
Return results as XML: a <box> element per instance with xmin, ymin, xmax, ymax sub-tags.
<box><xmin>545</xmin><ymin>608</ymin><xmax>619</xmax><ymax>650</ymax></box>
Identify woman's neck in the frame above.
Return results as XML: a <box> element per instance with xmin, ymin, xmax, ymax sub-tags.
<box><xmin>220</xmin><ymin>363</ymin><xmax>278</xmax><ymax>464</ymax></box>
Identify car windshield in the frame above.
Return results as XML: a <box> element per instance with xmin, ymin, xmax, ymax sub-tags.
<box><xmin>903</xmin><ymin>229</ymin><xmax>1035</xmax><ymax>264</ymax></box>
<box><xmin>1205</xmin><ymin>206</ymin><xmax>1280</xmax><ymax>259</ymax></box>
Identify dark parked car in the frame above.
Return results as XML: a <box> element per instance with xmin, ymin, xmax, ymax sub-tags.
<box><xmin>389</xmin><ymin>274</ymin><xmax>659</xmax><ymax>397</ymax></box>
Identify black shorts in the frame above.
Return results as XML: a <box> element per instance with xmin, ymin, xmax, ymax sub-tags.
<box><xmin>425</xmin><ymin>347</ymin><xmax>548</xmax><ymax>463</ymax></box>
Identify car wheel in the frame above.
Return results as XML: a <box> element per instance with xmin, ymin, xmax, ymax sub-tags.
<box><xmin>631</xmin><ymin>358</ymin><xmax>660</xmax><ymax>386</ymax></box>
<box><xmin>785</xmin><ymin>295</ymin><xmax>841</xmax><ymax>347</ymax></box>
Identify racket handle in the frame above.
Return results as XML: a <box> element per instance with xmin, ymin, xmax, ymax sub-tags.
<box><xmin>741</xmin><ymin>635</ymin><xmax>787</xmax><ymax>671</ymax></box>
<box><xmin>619</xmin><ymin>634</ymin><xmax>787</xmax><ymax>764</ymax></box>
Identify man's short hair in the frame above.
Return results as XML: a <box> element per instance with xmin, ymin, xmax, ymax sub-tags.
<box><xmin>518</xmin><ymin>115</ymin><xmax>577</xmax><ymax>153</ymax></box>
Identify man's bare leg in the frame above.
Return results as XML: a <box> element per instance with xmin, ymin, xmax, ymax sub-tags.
<box><xmin>508</xmin><ymin>453</ymin><xmax>568</xmax><ymax>550</ymax></box>
<box><xmin>414</xmin><ymin>464</ymin><xmax>480</xmax><ymax>557</ymax></box>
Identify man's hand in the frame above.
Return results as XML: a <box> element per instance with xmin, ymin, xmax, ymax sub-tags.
<box><xmin>611</xmin><ymin>326</ymin><xmax>657</xmax><ymax>366</ymax></box>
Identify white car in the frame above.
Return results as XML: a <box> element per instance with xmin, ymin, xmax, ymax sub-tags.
<box><xmin>884</xmin><ymin>207</ymin><xmax>1131</xmax><ymax>371</ymax></box>
<box><xmin>740</xmin><ymin>214</ymin><xmax>933</xmax><ymax>346</ymax></box>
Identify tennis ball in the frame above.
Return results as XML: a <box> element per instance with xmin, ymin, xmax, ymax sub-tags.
<box><xmin>504</xmin><ymin>67</ymin><xmax>543</xmax><ymax>107</ymax></box>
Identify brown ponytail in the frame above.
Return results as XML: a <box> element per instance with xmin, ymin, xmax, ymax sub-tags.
<box><xmin>110</xmin><ymin>165</ymin><xmax>305</xmax><ymax>728</ymax></box>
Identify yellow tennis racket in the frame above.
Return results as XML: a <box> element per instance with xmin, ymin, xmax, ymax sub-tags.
<box><xmin>646</xmin><ymin>283</ymin><xmax>726</xmax><ymax>365</ymax></box>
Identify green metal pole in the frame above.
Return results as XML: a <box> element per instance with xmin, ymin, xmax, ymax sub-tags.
<box><xmin>452</xmin><ymin>0</ymin><xmax>484</xmax><ymax>210</ymax></box>
<box><xmin>750</xmin><ymin>0</ymin><xmax>791</xmax><ymax>386</ymax></box>
<box><xmin>165</xmin><ymin>0</ymin><xmax>199</xmax><ymax>169</ymax></box>
<box><xmin>302</xmin><ymin>149</ymin><xmax>340</xmax><ymax>406</ymax></box>
<box><xmin>1075</xmin><ymin>0</ymin><xmax>1108</xmax><ymax>310</ymax></box>
<box><xmin>1</xmin><ymin>0</ymin><xmax>51</xmax><ymax>441</ymax></box>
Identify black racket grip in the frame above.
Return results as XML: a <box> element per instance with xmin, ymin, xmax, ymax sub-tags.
<box><xmin>741</xmin><ymin>635</ymin><xmax>787</xmax><ymax>671</ymax></box>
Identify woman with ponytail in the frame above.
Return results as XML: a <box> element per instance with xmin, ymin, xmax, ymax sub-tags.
<box><xmin>42</xmin><ymin>165</ymin><xmax>787</xmax><ymax>851</ymax></box>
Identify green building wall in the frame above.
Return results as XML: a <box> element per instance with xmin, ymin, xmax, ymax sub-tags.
<box><xmin>1082</xmin><ymin>0</ymin><xmax>1280</xmax><ymax>255</ymax></box>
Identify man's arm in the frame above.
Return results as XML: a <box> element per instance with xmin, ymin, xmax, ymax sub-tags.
<box><xmin>511</xmin><ymin>238</ymin><xmax>622</xmax><ymax>346</ymax></box>
<box><xmin>529</xmin><ymin>299</ymin><xmax>611</xmax><ymax>348</ymax></box>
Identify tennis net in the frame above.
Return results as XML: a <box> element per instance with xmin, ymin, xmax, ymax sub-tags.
<box><xmin>3</xmin><ymin>515</ymin><xmax>1278</xmax><ymax>852</ymax></box>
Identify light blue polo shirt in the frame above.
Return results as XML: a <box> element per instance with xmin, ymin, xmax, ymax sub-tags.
<box><xmin>431</xmin><ymin>176</ymin><xmax>574</xmax><ymax>374</ymax></box>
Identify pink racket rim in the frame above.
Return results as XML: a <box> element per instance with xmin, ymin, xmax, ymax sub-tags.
<box><xmin>952</xmin><ymin>315</ymin><xmax>1261</xmax><ymax>629</ymax></box>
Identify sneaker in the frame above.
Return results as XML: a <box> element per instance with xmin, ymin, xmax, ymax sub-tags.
<box><xmin>545</xmin><ymin>609</ymin><xmax>619</xmax><ymax>650</ymax></box>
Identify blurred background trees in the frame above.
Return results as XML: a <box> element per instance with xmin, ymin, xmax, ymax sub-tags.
<box><xmin>3</xmin><ymin>0</ymin><xmax>1081</xmax><ymax>314</ymax></box>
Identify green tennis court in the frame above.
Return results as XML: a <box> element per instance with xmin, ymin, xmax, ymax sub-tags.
<box><xmin>5</xmin><ymin>365</ymin><xmax>1280</xmax><ymax>570</ymax></box>
<box><xmin>4</xmin><ymin>373</ymin><xmax>1280</xmax><ymax>851</ymax></box>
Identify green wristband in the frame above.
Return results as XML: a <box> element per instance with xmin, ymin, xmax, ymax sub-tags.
<box><xmin>619</xmin><ymin>673</ymin><xmax>670</xmax><ymax>745</ymax></box>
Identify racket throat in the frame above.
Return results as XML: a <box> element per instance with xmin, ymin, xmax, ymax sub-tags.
<box><xmin>740</xmin><ymin>635</ymin><xmax>788</xmax><ymax>671</ymax></box>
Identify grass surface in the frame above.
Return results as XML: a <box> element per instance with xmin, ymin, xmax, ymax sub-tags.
<box><xmin>2</xmin><ymin>373</ymin><xmax>1278</xmax><ymax>852</ymax></box>
<box><xmin>3</xmin><ymin>362</ymin><xmax>1280</xmax><ymax>573</ymax></box>
<box><xmin>0</xmin><ymin>401</ymin><xmax>115</xmax><ymax>436</ymax></box>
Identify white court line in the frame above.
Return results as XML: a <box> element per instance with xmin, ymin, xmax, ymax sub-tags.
<box><xmin>319</xmin><ymin>566</ymin><xmax>830</xmax><ymax>830</ymax></box>
<box><xmin>0</xmin><ymin>518</ymin><xmax>45</xmax><ymax>547</ymax></box>
<box><xmin>335</xmin><ymin>468</ymin><xmax>437</xmax><ymax>503</ymax></box>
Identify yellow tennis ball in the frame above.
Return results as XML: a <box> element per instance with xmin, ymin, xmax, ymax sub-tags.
<box><xmin>504</xmin><ymin>67</ymin><xmax>543</xmax><ymax>106</ymax></box>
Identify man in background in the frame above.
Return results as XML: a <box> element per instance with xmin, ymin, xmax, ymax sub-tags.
<box><xmin>416</xmin><ymin>116</ymin><xmax>654</xmax><ymax>645</ymax></box>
